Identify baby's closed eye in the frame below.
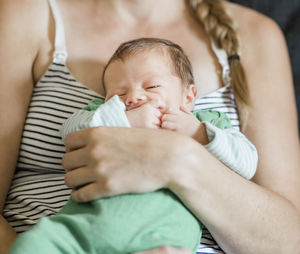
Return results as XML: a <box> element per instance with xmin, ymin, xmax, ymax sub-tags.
<box><xmin>146</xmin><ymin>84</ymin><xmax>161</xmax><ymax>90</ymax></box>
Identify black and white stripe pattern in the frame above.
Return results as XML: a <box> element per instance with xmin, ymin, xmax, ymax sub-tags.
<box><xmin>3</xmin><ymin>63</ymin><xmax>100</xmax><ymax>233</ymax></box>
<box><xmin>194</xmin><ymin>85</ymin><xmax>240</xmax><ymax>130</ymax></box>
<box><xmin>3</xmin><ymin>63</ymin><xmax>239</xmax><ymax>253</ymax></box>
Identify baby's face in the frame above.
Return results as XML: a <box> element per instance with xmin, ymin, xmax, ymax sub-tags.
<box><xmin>104</xmin><ymin>51</ymin><xmax>195</xmax><ymax>112</ymax></box>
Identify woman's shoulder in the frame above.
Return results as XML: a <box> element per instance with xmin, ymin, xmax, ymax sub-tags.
<box><xmin>225</xmin><ymin>1</ymin><xmax>281</xmax><ymax>30</ymax></box>
<box><xmin>224</xmin><ymin>2</ymin><xmax>289</xmax><ymax>86</ymax></box>
<box><xmin>225</xmin><ymin>2</ymin><xmax>286</xmax><ymax>58</ymax></box>
<box><xmin>0</xmin><ymin>0</ymin><xmax>54</xmax><ymax>82</ymax></box>
<box><xmin>0</xmin><ymin>0</ymin><xmax>50</xmax><ymax>49</ymax></box>
<box><xmin>0</xmin><ymin>0</ymin><xmax>49</xmax><ymax>24</ymax></box>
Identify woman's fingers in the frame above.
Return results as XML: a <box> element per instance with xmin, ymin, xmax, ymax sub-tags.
<box><xmin>70</xmin><ymin>172</ymin><xmax>124</xmax><ymax>202</ymax></box>
<box><xmin>64</xmin><ymin>128</ymin><xmax>91</xmax><ymax>152</ymax></box>
<box><xmin>64</xmin><ymin>166</ymin><xmax>95</xmax><ymax>188</ymax></box>
<box><xmin>71</xmin><ymin>182</ymin><xmax>103</xmax><ymax>202</ymax></box>
<box><xmin>62</xmin><ymin>146</ymin><xmax>89</xmax><ymax>172</ymax></box>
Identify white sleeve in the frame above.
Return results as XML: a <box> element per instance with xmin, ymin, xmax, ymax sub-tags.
<box><xmin>204</xmin><ymin>122</ymin><xmax>258</xmax><ymax>180</ymax></box>
<box><xmin>60</xmin><ymin>95</ymin><xmax>130</xmax><ymax>142</ymax></box>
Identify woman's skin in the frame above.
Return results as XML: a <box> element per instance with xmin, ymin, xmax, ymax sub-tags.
<box><xmin>0</xmin><ymin>0</ymin><xmax>300</xmax><ymax>254</ymax></box>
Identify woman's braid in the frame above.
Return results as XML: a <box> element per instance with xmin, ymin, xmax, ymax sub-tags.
<box><xmin>188</xmin><ymin>0</ymin><xmax>249</xmax><ymax>127</ymax></box>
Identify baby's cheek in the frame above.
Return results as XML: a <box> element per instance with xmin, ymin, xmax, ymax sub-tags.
<box><xmin>148</xmin><ymin>94</ymin><xmax>165</xmax><ymax>110</ymax></box>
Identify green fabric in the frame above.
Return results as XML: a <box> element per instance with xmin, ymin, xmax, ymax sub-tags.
<box><xmin>192</xmin><ymin>109</ymin><xmax>232</xmax><ymax>129</ymax></box>
<box><xmin>10</xmin><ymin>191</ymin><xmax>201</xmax><ymax>254</ymax></box>
<box><xmin>82</xmin><ymin>97</ymin><xmax>105</xmax><ymax>111</ymax></box>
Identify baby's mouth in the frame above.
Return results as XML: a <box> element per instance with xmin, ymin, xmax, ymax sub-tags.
<box><xmin>126</xmin><ymin>102</ymin><xmax>147</xmax><ymax>111</ymax></box>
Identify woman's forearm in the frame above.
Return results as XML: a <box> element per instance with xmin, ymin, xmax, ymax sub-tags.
<box><xmin>0</xmin><ymin>215</ymin><xmax>17</xmax><ymax>254</ymax></box>
<box><xmin>168</xmin><ymin>141</ymin><xmax>300</xmax><ymax>254</ymax></box>
<box><xmin>63</xmin><ymin>127</ymin><xmax>300</xmax><ymax>253</ymax></box>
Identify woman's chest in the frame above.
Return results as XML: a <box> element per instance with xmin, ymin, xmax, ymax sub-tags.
<box><xmin>66</xmin><ymin>35</ymin><xmax>223</xmax><ymax>96</ymax></box>
<box><xmin>35</xmin><ymin>9</ymin><xmax>224</xmax><ymax>97</ymax></box>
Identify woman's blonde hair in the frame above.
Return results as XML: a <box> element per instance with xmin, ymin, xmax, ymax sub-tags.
<box><xmin>188</xmin><ymin>0</ymin><xmax>249</xmax><ymax>128</ymax></box>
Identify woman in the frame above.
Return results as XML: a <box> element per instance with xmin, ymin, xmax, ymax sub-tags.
<box><xmin>0</xmin><ymin>0</ymin><xmax>299</xmax><ymax>253</ymax></box>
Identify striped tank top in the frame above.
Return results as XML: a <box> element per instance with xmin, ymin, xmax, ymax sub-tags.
<box><xmin>3</xmin><ymin>0</ymin><xmax>240</xmax><ymax>253</ymax></box>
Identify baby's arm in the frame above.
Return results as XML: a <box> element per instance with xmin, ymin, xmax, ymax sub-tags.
<box><xmin>161</xmin><ymin>108</ymin><xmax>257</xmax><ymax>180</ymax></box>
<box><xmin>60</xmin><ymin>95</ymin><xmax>130</xmax><ymax>141</ymax></box>
<box><xmin>203</xmin><ymin>122</ymin><xmax>258</xmax><ymax>179</ymax></box>
<box><xmin>61</xmin><ymin>95</ymin><xmax>164</xmax><ymax>141</ymax></box>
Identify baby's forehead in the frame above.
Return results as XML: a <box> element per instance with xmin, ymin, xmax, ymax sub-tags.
<box><xmin>106</xmin><ymin>49</ymin><xmax>173</xmax><ymax>76</ymax></box>
<box><xmin>102</xmin><ymin>46</ymin><xmax>183</xmax><ymax>89</ymax></box>
<box><xmin>120</xmin><ymin>46</ymin><xmax>172</xmax><ymax>64</ymax></box>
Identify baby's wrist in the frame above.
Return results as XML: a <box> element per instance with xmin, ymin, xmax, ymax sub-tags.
<box><xmin>192</xmin><ymin>122</ymin><xmax>209</xmax><ymax>145</ymax></box>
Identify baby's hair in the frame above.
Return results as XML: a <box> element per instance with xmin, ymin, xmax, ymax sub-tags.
<box><xmin>102</xmin><ymin>37</ymin><xmax>194</xmax><ymax>91</ymax></box>
<box><xmin>188</xmin><ymin>0</ymin><xmax>249</xmax><ymax>128</ymax></box>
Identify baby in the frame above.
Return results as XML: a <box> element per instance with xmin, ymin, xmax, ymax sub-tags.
<box><xmin>9</xmin><ymin>38</ymin><xmax>257</xmax><ymax>254</ymax></box>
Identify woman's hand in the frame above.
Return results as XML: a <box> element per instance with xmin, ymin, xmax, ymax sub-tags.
<box><xmin>62</xmin><ymin>126</ymin><xmax>197</xmax><ymax>202</ymax></box>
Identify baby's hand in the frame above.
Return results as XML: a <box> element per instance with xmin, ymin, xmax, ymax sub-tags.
<box><xmin>161</xmin><ymin>106</ymin><xmax>209</xmax><ymax>145</ymax></box>
<box><xmin>126</xmin><ymin>102</ymin><xmax>162</xmax><ymax>129</ymax></box>
<box><xmin>133</xmin><ymin>246</ymin><xmax>192</xmax><ymax>254</ymax></box>
<box><xmin>161</xmin><ymin>106</ymin><xmax>199</xmax><ymax>136</ymax></box>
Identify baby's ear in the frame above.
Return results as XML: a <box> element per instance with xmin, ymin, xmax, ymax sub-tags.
<box><xmin>183</xmin><ymin>84</ymin><xmax>197</xmax><ymax>111</ymax></box>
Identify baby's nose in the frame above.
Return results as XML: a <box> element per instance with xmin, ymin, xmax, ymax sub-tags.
<box><xmin>125</xmin><ymin>91</ymin><xmax>146</xmax><ymax>106</ymax></box>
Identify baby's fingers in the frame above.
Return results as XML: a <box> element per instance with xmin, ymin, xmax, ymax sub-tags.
<box><xmin>161</xmin><ymin>119</ymin><xmax>177</xmax><ymax>131</ymax></box>
<box><xmin>179</xmin><ymin>105</ymin><xmax>191</xmax><ymax>114</ymax></box>
<box><xmin>161</xmin><ymin>113</ymin><xmax>177</xmax><ymax>123</ymax></box>
<box><xmin>152</xmin><ymin>116</ymin><xmax>162</xmax><ymax>129</ymax></box>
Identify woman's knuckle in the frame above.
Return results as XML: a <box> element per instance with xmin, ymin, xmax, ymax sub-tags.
<box><xmin>64</xmin><ymin>134</ymin><xmax>71</xmax><ymax>147</ymax></box>
<box><xmin>102</xmin><ymin>177</ymin><xmax>116</xmax><ymax>193</ymax></box>
<box><xmin>61</xmin><ymin>153</ymin><xmax>68</xmax><ymax>168</ymax></box>
<box><xmin>64</xmin><ymin>173</ymin><xmax>72</xmax><ymax>187</ymax></box>
<box><xmin>89</xmin><ymin>144</ymin><xmax>100</xmax><ymax>160</ymax></box>
<box><xmin>94</xmin><ymin>161</ymin><xmax>104</xmax><ymax>176</ymax></box>
<box><xmin>88</xmin><ymin>127</ymin><xmax>102</xmax><ymax>141</ymax></box>
<box><xmin>75</xmin><ymin>190</ymin><xmax>88</xmax><ymax>202</ymax></box>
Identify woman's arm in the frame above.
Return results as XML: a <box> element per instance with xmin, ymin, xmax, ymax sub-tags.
<box><xmin>172</xmin><ymin>8</ymin><xmax>300</xmax><ymax>253</ymax></box>
<box><xmin>0</xmin><ymin>1</ymin><xmax>48</xmax><ymax>253</ymax></box>
<box><xmin>171</xmin><ymin>10</ymin><xmax>300</xmax><ymax>253</ymax></box>
<box><xmin>63</xmin><ymin>124</ymin><xmax>299</xmax><ymax>254</ymax></box>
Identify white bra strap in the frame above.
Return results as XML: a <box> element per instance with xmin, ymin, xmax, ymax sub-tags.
<box><xmin>211</xmin><ymin>42</ymin><xmax>231</xmax><ymax>86</ymax></box>
<box><xmin>48</xmin><ymin>0</ymin><xmax>68</xmax><ymax>64</ymax></box>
